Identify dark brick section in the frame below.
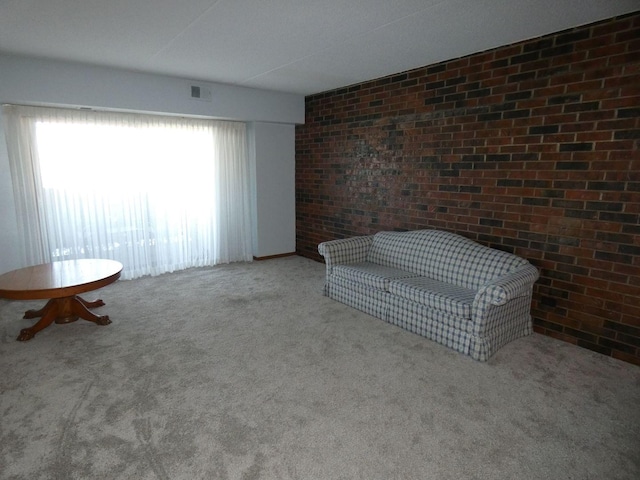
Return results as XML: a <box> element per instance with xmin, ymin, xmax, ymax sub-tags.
<box><xmin>296</xmin><ymin>14</ymin><xmax>640</xmax><ymax>365</ymax></box>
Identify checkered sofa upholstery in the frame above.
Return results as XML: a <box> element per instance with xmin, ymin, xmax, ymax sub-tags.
<box><xmin>318</xmin><ymin>229</ymin><xmax>539</xmax><ymax>361</ymax></box>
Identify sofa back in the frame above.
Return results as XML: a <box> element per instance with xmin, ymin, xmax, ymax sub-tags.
<box><xmin>367</xmin><ymin>230</ymin><xmax>529</xmax><ymax>290</ymax></box>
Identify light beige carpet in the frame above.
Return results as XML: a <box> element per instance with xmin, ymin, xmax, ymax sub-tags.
<box><xmin>1</xmin><ymin>256</ymin><xmax>639</xmax><ymax>480</ymax></box>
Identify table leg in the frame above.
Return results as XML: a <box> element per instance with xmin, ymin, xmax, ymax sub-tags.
<box><xmin>23</xmin><ymin>299</ymin><xmax>56</xmax><ymax>319</ymax></box>
<box><xmin>70</xmin><ymin>295</ymin><xmax>111</xmax><ymax>326</ymax></box>
<box><xmin>17</xmin><ymin>308</ymin><xmax>57</xmax><ymax>341</ymax></box>
<box><xmin>17</xmin><ymin>295</ymin><xmax>111</xmax><ymax>341</ymax></box>
<box><xmin>76</xmin><ymin>296</ymin><xmax>105</xmax><ymax>309</ymax></box>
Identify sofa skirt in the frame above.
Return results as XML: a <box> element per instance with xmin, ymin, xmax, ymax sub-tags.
<box><xmin>386</xmin><ymin>295</ymin><xmax>478</xmax><ymax>358</ymax></box>
<box><xmin>326</xmin><ymin>277</ymin><xmax>534</xmax><ymax>361</ymax></box>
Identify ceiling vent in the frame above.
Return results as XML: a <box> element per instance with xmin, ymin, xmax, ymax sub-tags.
<box><xmin>189</xmin><ymin>83</ymin><xmax>212</xmax><ymax>102</ymax></box>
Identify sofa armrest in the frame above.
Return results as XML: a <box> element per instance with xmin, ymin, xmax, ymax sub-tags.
<box><xmin>475</xmin><ymin>263</ymin><xmax>540</xmax><ymax>306</ymax></box>
<box><xmin>318</xmin><ymin>235</ymin><xmax>374</xmax><ymax>274</ymax></box>
<box><xmin>470</xmin><ymin>263</ymin><xmax>539</xmax><ymax>340</ymax></box>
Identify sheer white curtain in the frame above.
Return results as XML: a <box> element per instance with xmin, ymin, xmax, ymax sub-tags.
<box><xmin>2</xmin><ymin>105</ymin><xmax>253</xmax><ymax>279</ymax></box>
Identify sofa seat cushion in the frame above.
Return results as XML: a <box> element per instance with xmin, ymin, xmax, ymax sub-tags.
<box><xmin>332</xmin><ymin>262</ymin><xmax>420</xmax><ymax>291</ymax></box>
<box><xmin>389</xmin><ymin>276</ymin><xmax>476</xmax><ymax>319</ymax></box>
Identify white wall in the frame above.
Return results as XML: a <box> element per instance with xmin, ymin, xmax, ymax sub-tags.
<box><xmin>249</xmin><ymin>122</ymin><xmax>296</xmax><ymax>258</ymax></box>
<box><xmin>0</xmin><ymin>54</ymin><xmax>303</xmax><ymax>274</ymax></box>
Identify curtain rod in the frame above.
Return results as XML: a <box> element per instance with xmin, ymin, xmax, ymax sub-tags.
<box><xmin>1</xmin><ymin>103</ymin><xmax>243</xmax><ymax>124</ymax></box>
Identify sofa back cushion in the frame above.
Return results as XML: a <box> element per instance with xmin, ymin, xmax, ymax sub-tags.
<box><xmin>366</xmin><ymin>230</ymin><xmax>528</xmax><ymax>290</ymax></box>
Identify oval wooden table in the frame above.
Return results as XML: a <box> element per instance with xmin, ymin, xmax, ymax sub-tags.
<box><xmin>0</xmin><ymin>259</ymin><xmax>123</xmax><ymax>341</ymax></box>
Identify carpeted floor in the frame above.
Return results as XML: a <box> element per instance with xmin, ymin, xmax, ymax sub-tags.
<box><xmin>1</xmin><ymin>255</ymin><xmax>639</xmax><ymax>480</ymax></box>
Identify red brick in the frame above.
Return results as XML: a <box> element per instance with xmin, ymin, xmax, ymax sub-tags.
<box><xmin>621</xmin><ymin>314</ymin><xmax>640</xmax><ymax>326</ymax></box>
<box><xmin>611</xmin><ymin>351</ymin><xmax>640</xmax><ymax>366</ymax></box>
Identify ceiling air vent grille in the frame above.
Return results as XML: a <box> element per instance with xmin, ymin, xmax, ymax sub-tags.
<box><xmin>189</xmin><ymin>83</ymin><xmax>212</xmax><ymax>102</ymax></box>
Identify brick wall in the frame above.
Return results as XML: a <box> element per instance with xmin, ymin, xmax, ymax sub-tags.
<box><xmin>295</xmin><ymin>13</ymin><xmax>640</xmax><ymax>365</ymax></box>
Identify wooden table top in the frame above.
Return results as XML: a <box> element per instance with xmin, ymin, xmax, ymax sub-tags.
<box><xmin>0</xmin><ymin>259</ymin><xmax>123</xmax><ymax>300</ymax></box>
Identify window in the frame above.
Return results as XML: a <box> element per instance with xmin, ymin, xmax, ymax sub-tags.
<box><xmin>3</xmin><ymin>105</ymin><xmax>253</xmax><ymax>279</ymax></box>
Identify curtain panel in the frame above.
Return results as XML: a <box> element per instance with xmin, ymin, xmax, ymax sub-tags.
<box><xmin>2</xmin><ymin>105</ymin><xmax>253</xmax><ymax>279</ymax></box>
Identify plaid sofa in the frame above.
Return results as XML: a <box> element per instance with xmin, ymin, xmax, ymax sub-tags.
<box><xmin>318</xmin><ymin>229</ymin><xmax>539</xmax><ymax>361</ymax></box>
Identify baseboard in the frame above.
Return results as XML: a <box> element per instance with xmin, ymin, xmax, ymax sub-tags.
<box><xmin>253</xmin><ymin>252</ymin><xmax>297</xmax><ymax>261</ymax></box>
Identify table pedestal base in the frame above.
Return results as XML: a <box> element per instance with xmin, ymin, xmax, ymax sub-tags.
<box><xmin>18</xmin><ymin>295</ymin><xmax>111</xmax><ymax>341</ymax></box>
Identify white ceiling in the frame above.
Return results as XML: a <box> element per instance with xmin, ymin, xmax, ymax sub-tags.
<box><xmin>0</xmin><ymin>0</ymin><xmax>637</xmax><ymax>95</ymax></box>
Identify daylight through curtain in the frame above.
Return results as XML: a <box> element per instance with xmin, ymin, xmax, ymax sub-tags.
<box><xmin>2</xmin><ymin>105</ymin><xmax>252</xmax><ymax>279</ymax></box>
